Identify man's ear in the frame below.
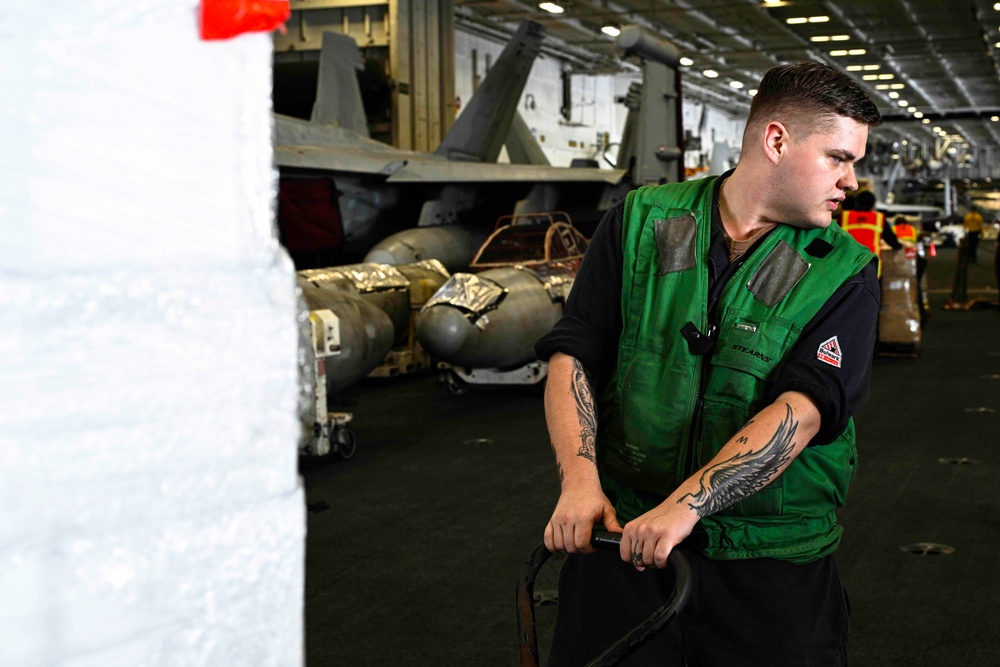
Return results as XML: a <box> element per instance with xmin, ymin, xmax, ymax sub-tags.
<box><xmin>762</xmin><ymin>121</ymin><xmax>788</xmax><ymax>165</ymax></box>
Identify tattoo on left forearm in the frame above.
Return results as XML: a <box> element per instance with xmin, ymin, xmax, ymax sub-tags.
<box><xmin>678</xmin><ymin>404</ymin><xmax>797</xmax><ymax>517</ymax></box>
<box><xmin>570</xmin><ymin>359</ymin><xmax>597</xmax><ymax>463</ymax></box>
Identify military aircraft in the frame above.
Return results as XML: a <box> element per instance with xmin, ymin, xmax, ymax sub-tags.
<box><xmin>275</xmin><ymin>20</ymin><xmax>629</xmax><ymax>267</ymax></box>
<box><xmin>364</xmin><ymin>26</ymin><xmax>686</xmax><ymax>272</ymax></box>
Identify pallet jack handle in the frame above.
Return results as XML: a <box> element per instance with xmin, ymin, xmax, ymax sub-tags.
<box><xmin>516</xmin><ymin>531</ymin><xmax>693</xmax><ymax>667</ymax></box>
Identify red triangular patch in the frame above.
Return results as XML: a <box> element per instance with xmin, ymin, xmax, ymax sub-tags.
<box><xmin>817</xmin><ymin>336</ymin><xmax>842</xmax><ymax>368</ymax></box>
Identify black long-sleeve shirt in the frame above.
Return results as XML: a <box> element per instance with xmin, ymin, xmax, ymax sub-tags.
<box><xmin>535</xmin><ymin>179</ymin><xmax>881</xmax><ymax>446</ymax></box>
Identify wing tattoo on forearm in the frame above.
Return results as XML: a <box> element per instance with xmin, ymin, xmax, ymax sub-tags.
<box><xmin>678</xmin><ymin>404</ymin><xmax>797</xmax><ymax>517</ymax></box>
<box><xmin>570</xmin><ymin>359</ymin><xmax>597</xmax><ymax>463</ymax></box>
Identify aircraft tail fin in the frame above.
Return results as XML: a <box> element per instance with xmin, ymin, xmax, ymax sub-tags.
<box><xmin>504</xmin><ymin>111</ymin><xmax>550</xmax><ymax>166</ymax></box>
<box><xmin>311</xmin><ymin>32</ymin><xmax>369</xmax><ymax>137</ymax></box>
<box><xmin>708</xmin><ymin>141</ymin><xmax>732</xmax><ymax>176</ymax></box>
<box><xmin>616</xmin><ymin>82</ymin><xmax>641</xmax><ymax>174</ymax></box>
<box><xmin>434</xmin><ymin>20</ymin><xmax>544</xmax><ymax>163</ymax></box>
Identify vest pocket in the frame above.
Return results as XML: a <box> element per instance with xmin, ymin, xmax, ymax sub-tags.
<box><xmin>710</xmin><ymin>309</ymin><xmax>800</xmax><ymax>385</ymax></box>
<box><xmin>609</xmin><ymin>348</ymin><xmax>696</xmax><ymax>494</ymax></box>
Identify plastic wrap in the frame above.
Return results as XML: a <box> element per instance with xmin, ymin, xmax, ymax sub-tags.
<box><xmin>0</xmin><ymin>3</ymin><xmax>304</xmax><ymax>665</ymax></box>
<box><xmin>519</xmin><ymin>263</ymin><xmax>576</xmax><ymax>302</ymax></box>
<box><xmin>299</xmin><ymin>263</ymin><xmax>410</xmax><ymax>293</ymax></box>
<box><xmin>423</xmin><ymin>272</ymin><xmax>507</xmax><ymax>316</ymax></box>
<box><xmin>408</xmin><ymin>258</ymin><xmax>451</xmax><ymax>279</ymax></box>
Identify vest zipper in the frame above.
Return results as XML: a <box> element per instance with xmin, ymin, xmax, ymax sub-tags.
<box><xmin>684</xmin><ymin>230</ymin><xmax>773</xmax><ymax>478</ymax></box>
<box><xmin>685</xmin><ymin>323</ymin><xmax>716</xmax><ymax>477</ymax></box>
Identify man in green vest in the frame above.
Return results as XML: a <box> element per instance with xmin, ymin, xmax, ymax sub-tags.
<box><xmin>535</xmin><ymin>62</ymin><xmax>882</xmax><ymax>665</ymax></box>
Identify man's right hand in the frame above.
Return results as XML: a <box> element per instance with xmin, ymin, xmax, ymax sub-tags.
<box><xmin>543</xmin><ymin>481</ymin><xmax>622</xmax><ymax>554</ymax></box>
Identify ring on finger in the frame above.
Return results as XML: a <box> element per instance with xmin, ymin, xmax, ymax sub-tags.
<box><xmin>631</xmin><ymin>551</ymin><xmax>643</xmax><ymax>565</ymax></box>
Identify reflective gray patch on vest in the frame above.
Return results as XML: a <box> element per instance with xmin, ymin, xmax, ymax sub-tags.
<box><xmin>653</xmin><ymin>214</ymin><xmax>698</xmax><ymax>275</ymax></box>
<box><xmin>747</xmin><ymin>241</ymin><xmax>810</xmax><ymax>307</ymax></box>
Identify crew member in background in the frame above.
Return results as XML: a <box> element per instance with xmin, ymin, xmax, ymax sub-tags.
<box><xmin>891</xmin><ymin>215</ymin><xmax>918</xmax><ymax>244</ymax></box>
<box><xmin>840</xmin><ymin>189</ymin><xmax>900</xmax><ymax>277</ymax></box>
<box><xmin>963</xmin><ymin>206</ymin><xmax>984</xmax><ymax>263</ymax></box>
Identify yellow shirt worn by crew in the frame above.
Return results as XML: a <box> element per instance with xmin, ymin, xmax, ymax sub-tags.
<box><xmin>964</xmin><ymin>209</ymin><xmax>984</xmax><ymax>234</ymax></box>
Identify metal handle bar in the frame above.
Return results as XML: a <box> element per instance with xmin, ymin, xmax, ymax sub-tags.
<box><xmin>516</xmin><ymin>530</ymin><xmax>693</xmax><ymax>667</ymax></box>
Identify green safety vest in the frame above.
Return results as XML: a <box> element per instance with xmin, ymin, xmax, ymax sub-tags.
<box><xmin>597</xmin><ymin>176</ymin><xmax>875</xmax><ymax>563</ymax></box>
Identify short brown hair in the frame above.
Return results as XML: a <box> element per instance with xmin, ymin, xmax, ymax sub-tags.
<box><xmin>744</xmin><ymin>62</ymin><xmax>881</xmax><ymax>145</ymax></box>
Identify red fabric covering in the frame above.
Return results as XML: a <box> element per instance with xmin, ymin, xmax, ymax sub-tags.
<box><xmin>278</xmin><ymin>177</ymin><xmax>343</xmax><ymax>253</ymax></box>
<box><xmin>200</xmin><ymin>0</ymin><xmax>290</xmax><ymax>40</ymax></box>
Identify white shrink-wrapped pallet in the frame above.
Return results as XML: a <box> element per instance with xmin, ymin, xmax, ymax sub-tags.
<box><xmin>0</xmin><ymin>2</ymin><xmax>305</xmax><ymax>665</ymax></box>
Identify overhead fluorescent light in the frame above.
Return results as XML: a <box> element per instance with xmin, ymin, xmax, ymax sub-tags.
<box><xmin>831</xmin><ymin>35</ymin><xmax>850</xmax><ymax>41</ymax></box>
<box><xmin>907</xmin><ymin>107</ymin><xmax>917</xmax><ymax>113</ymax></box>
<box><xmin>890</xmin><ymin>83</ymin><xmax>905</xmax><ymax>89</ymax></box>
<box><xmin>729</xmin><ymin>80</ymin><xmax>744</xmax><ymax>89</ymax></box>
<box><xmin>703</xmin><ymin>69</ymin><xmax>719</xmax><ymax>78</ymax></box>
<box><xmin>680</xmin><ymin>57</ymin><xmax>694</xmax><ymax>66</ymax></box>
<box><xmin>538</xmin><ymin>2</ymin><xmax>564</xmax><ymax>13</ymax></box>
<box><xmin>922</xmin><ymin>118</ymin><xmax>931</xmax><ymax>124</ymax></box>
<box><xmin>875</xmin><ymin>84</ymin><xmax>890</xmax><ymax>90</ymax></box>
<box><xmin>863</xmin><ymin>64</ymin><xmax>880</xmax><ymax>71</ymax></box>
<box><xmin>848</xmin><ymin>49</ymin><xmax>867</xmax><ymax>55</ymax></box>
<box><xmin>878</xmin><ymin>73</ymin><xmax>894</xmax><ymax>80</ymax></box>
<box><xmin>749</xmin><ymin>89</ymin><xmax>758</xmax><ymax>96</ymax></box>
<box><xmin>888</xmin><ymin>91</ymin><xmax>899</xmax><ymax>98</ymax></box>
<box><xmin>786</xmin><ymin>17</ymin><xmax>807</xmax><ymax>24</ymax></box>
<box><xmin>831</xmin><ymin>50</ymin><xmax>849</xmax><ymax>57</ymax></box>
<box><xmin>993</xmin><ymin>116</ymin><xmax>1000</xmax><ymax>122</ymax></box>
<box><xmin>846</xmin><ymin>65</ymin><xmax>863</xmax><ymax>71</ymax></box>
<box><xmin>601</xmin><ymin>25</ymin><xmax>621</xmax><ymax>37</ymax></box>
<box><xmin>913</xmin><ymin>111</ymin><xmax>923</xmax><ymax>118</ymax></box>
<box><xmin>808</xmin><ymin>16</ymin><xmax>830</xmax><ymax>23</ymax></box>
<box><xmin>898</xmin><ymin>100</ymin><xmax>908</xmax><ymax>106</ymax></box>
<box><xmin>862</xmin><ymin>74</ymin><xmax>878</xmax><ymax>81</ymax></box>
<box><xmin>811</xmin><ymin>36</ymin><xmax>831</xmax><ymax>42</ymax></box>
<box><xmin>933</xmin><ymin>127</ymin><xmax>941</xmax><ymax>132</ymax></box>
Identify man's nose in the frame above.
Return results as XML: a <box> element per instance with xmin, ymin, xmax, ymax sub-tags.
<box><xmin>839</xmin><ymin>165</ymin><xmax>858</xmax><ymax>193</ymax></box>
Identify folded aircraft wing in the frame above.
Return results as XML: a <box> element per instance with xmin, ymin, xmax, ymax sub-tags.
<box><xmin>384</xmin><ymin>161</ymin><xmax>626</xmax><ymax>185</ymax></box>
<box><xmin>274</xmin><ymin>114</ymin><xmax>408</xmax><ymax>175</ymax></box>
<box><xmin>275</xmin><ymin>143</ymin><xmax>407</xmax><ymax>176</ymax></box>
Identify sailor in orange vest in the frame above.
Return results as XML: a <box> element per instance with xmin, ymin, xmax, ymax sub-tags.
<box><xmin>892</xmin><ymin>216</ymin><xmax>918</xmax><ymax>244</ymax></box>
<box><xmin>840</xmin><ymin>190</ymin><xmax>900</xmax><ymax>277</ymax></box>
